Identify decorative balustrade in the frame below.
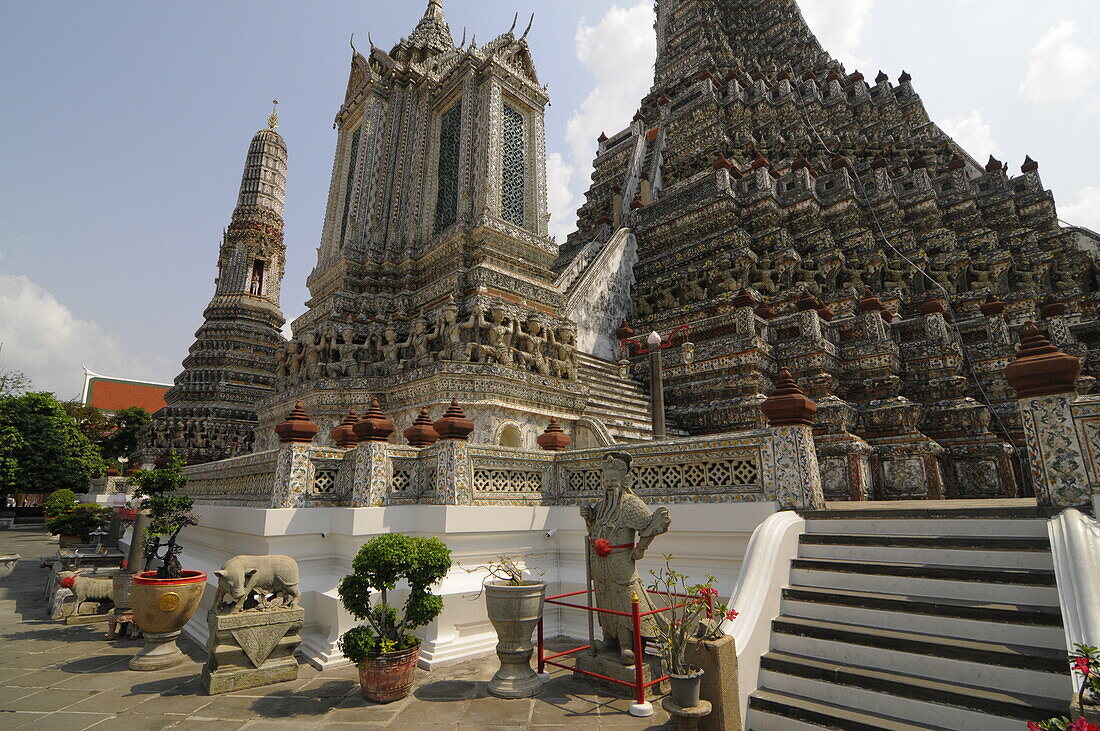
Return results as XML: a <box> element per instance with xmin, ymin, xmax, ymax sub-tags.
<box><xmin>183</xmin><ymin>425</ymin><xmax>817</xmax><ymax>510</ymax></box>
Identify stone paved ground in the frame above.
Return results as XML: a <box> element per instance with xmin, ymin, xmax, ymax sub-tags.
<box><xmin>0</xmin><ymin>530</ymin><xmax>674</xmax><ymax>729</ymax></box>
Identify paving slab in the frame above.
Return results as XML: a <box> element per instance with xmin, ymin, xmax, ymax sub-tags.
<box><xmin>0</xmin><ymin>530</ymin><xmax>680</xmax><ymax>729</ymax></box>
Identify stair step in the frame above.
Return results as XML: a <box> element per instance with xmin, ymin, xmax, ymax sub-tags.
<box><xmin>748</xmin><ymin>688</ymin><xmax>943</xmax><ymax>731</ymax></box>
<box><xmin>763</xmin><ymin>651</ymin><xmax>1067</xmax><ymax>715</ymax></box>
<box><xmin>797</xmin><ymin>541</ymin><xmax>1055</xmax><ymax>570</ymax></box>
<box><xmin>770</xmin><ymin>616</ymin><xmax>1069</xmax><ymax>699</ymax></box>
<box><xmin>780</xmin><ymin>593</ymin><xmax>1065</xmax><ymax>654</ymax></box>
<box><xmin>782</xmin><ymin>586</ymin><xmax>1063</xmax><ymax>627</ymax></box>
<box><xmin>790</xmin><ymin>557</ymin><xmax>1056</xmax><ymax>586</ymax></box>
<box><xmin>771</xmin><ymin>616</ymin><xmax>1066</xmax><ymax>672</ymax></box>
<box><xmin>805</xmin><ymin>517</ymin><xmax>1049</xmax><ymax>538</ymax></box>
<box><xmin>801</xmin><ymin>505</ymin><xmax>1050</xmax><ymax>520</ymax></box>
<box><xmin>800</xmin><ymin>533</ymin><xmax>1051</xmax><ymax>551</ymax></box>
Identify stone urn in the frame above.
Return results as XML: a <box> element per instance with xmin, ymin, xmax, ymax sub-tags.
<box><xmin>130</xmin><ymin>570</ymin><xmax>207</xmax><ymax>670</ymax></box>
<box><xmin>356</xmin><ymin>644</ymin><xmax>421</xmax><ymax>703</ymax></box>
<box><xmin>0</xmin><ymin>554</ymin><xmax>19</xmax><ymax>582</ymax></box>
<box><xmin>485</xmin><ymin>581</ymin><xmax>547</xmax><ymax>698</ymax></box>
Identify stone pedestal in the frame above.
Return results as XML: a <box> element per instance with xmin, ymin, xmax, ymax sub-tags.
<box><xmin>686</xmin><ymin>634</ymin><xmax>741</xmax><ymax>731</ymax></box>
<box><xmin>574</xmin><ymin>649</ymin><xmax>667</xmax><ymax>699</ymax></box>
<box><xmin>662</xmin><ymin>697</ymin><xmax>712</xmax><ymax>731</ymax></box>
<box><xmin>202</xmin><ymin>607</ymin><xmax>304</xmax><ymax>695</ymax></box>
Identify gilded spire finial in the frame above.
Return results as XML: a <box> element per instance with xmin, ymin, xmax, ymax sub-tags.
<box><xmin>268</xmin><ymin>99</ymin><xmax>279</xmax><ymax>130</ymax></box>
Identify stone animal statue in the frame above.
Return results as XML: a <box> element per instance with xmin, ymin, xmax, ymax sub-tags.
<box><xmin>213</xmin><ymin>555</ymin><xmax>301</xmax><ymax>614</ymax></box>
<box><xmin>59</xmin><ymin>571</ymin><xmax>114</xmax><ymax>618</ymax></box>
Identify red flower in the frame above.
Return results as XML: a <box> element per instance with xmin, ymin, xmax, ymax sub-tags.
<box><xmin>1069</xmin><ymin>718</ymin><xmax>1100</xmax><ymax>731</ymax></box>
<box><xmin>726</xmin><ymin>609</ymin><xmax>739</xmax><ymax>622</ymax></box>
<box><xmin>592</xmin><ymin>539</ymin><xmax>612</xmax><ymax>557</ymax></box>
<box><xmin>1073</xmin><ymin>657</ymin><xmax>1092</xmax><ymax>676</ymax></box>
<box><xmin>1028</xmin><ymin>723</ymin><xmax>1041</xmax><ymax>731</ymax></box>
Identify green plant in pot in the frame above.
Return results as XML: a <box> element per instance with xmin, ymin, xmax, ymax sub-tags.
<box><xmin>648</xmin><ymin>555</ymin><xmax>738</xmax><ymax>709</ymax></box>
<box><xmin>338</xmin><ymin>534</ymin><xmax>452</xmax><ymax>703</ymax></box>
<box><xmin>461</xmin><ymin>556</ymin><xmax>548</xmax><ymax>699</ymax></box>
<box><xmin>43</xmin><ymin>488</ymin><xmax>79</xmax><ymax>519</ymax></box>
<box><xmin>45</xmin><ymin>503</ymin><xmax>110</xmax><ymax>546</ymax></box>
<box><xmin>126</xmin><ymin>453</ymin><xmax>205</xmax><ymax>671</ymax></box>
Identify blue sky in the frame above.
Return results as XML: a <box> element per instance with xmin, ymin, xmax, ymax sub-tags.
<box><xmin>3</xmin><ymin>1</ymin><xmax>1100</xmax><ymax>397</ymax></box>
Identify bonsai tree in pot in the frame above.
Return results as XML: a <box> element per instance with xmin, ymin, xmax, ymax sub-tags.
<box><xmin>460</xmin><ymin>556</ymin><xmax>548</xmax><ymax>699</ymax></box>
<box><xmin>45</xmin><ymin>503</ymin><xmax>110</xmax><ymax>547</ymax></box>
<box><xmin>338</xmin><ymin>533</ymin><xmax>452</xmax><ymax>703</ymax></box>
<box><xmin>126</xmin><ymin>453</ymin><xmax>205</xmax><ymax>671</ymax></box>
<box><xmin>648</xmin><ymin>555</ymin><xmax>738</xmax><ymax>709</ymax></box>
<box><xmin>43</xmin><ymin>488</ymin><xmax>79</xmax><ymax>518</ymax></box>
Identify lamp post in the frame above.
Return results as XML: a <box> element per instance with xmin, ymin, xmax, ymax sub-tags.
<box><xmin>620</xmin><ymin>324</ymin><xmax>692</xmax><ymax>442</ymax></box>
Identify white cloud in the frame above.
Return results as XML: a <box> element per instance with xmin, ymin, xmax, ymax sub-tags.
<box><xmin>563</xmin><ymin>3</ymin><xmax>656</xmax><ymax>201</ymax></box>
<box><xmin>546</xmin><ymin>152</ymin><xmax>578</xmax><ymax>243</ymax></box>
<box><xmin>800</xmin><ymin>0</ymin><xmax>874</xmax><ymax>70</ymax></box>
<box><xmin>0</xmin><ymin>274</ymin><xmax>173</xmax><ymax>399</ymax></box>
<box><xmin>1019</xmin><ymin>21</ymin><xmax>1098</xmax><ymax>104</ymax></box>
<box><xmin>1061</xmin><ymin>187</ymin><xmax>1100</xmax><ymax>232</ymax></box>
<box><xmin>941</xmin><ymin>110</ymin><xmax>1004</xmax><ymax>163</ymax></box>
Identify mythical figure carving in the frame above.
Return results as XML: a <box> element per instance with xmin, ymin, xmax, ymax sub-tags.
<box><xmin>580</xmin><ymin>452</ymin><xmax>671</xmax><ymax>666</ymax></box>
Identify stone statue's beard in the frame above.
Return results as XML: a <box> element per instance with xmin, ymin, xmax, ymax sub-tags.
<box><xmin>595</xmin><ymin>486</ymin><xmax>622</xmax><ymax>528</ymax></box>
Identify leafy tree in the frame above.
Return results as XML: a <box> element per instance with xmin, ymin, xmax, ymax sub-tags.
<box><xmin>63</xmin><ymin>402</ymin><xmax>111</xmax><ymax>445</ymax></box>
<box><xmin>100</xmin><ymin>407</ymin><xmax>152</xmax><ymax>462</ymax></box>
<box><xmin>0</xmin><ymin>393</ymin><xmax>104</xmax><ymax>496</ymax></box>
<box><xmin>43</xmin><ymin>488</ymin><xmax>79</xmax><ymax>517</ymax></box>
<box><xmin>130</xmin><ymin>454</ymin><xmax>197</xmax><ymax>579</ymax></box>
<box><xmin>0</xmin><ymin>369</ymin><xmax>30</xmax><ymax>399</ymax></box>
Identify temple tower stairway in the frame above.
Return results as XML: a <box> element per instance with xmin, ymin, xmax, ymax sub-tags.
<box><xmin>746</xmin><ymin>504</ymin><xmax>1071</xmax><ymax>730</ymax></box>
<box><xmin>576</xmin><ymin>352</ymin><xmax>656</xmax><ymax>442</ymax></box>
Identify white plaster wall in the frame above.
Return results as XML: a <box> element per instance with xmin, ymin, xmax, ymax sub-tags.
<box><xmin>122</xmin><ymin>501</ymin><xmax>776</xmax><ymax>671</ymax></box>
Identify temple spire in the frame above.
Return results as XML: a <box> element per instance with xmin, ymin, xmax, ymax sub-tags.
<box><xmin>424</xmin><ymin>0</ymin><xmax>444</xmax><ymax>20</ymax></box>
<box><xmin>268</xmin><ymin>99</ymin><xmax>279</xmax><ymax>131</ymax></box>
<box><xmin>401</xmin><ymin>0</ymin><xmax>454</xmax><ymax>55</ymax></box>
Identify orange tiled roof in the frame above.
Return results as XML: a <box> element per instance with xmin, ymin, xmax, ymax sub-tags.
<box><xmin>85</xmin><ymin>378</ymin><xmax>170</xmax><ymax>414</ymax></box>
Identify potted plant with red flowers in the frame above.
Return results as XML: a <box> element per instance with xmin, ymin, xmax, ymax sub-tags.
<box><xmin>648</xmin><ymin>555</ymin><xmax>738</xmax><ymax>709</ymax></box>
<box><xmin>1027</xmin><ymin>645</ymin><xmax>1100</xmax><ymax>729</ymax></box>
<box><xmin>127</xmin><ymin>453</ymin><xmax>204</xmax><ymax>671</ymax></box>
<box><xmin>338</xmin><ymin>534</ymin><xmax>452</xmax><ymax>702</ymax></box>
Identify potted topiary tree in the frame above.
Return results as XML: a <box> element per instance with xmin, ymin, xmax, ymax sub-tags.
<box><xmin>45</xmin><ymin>503</ymin><xmax>110</xmax><ymax>547</ymax></box>
<box><xmin>43</xmin><ymin>488</ymin><xmax>82</xmax><ymax>547</ymax></box>
<box><xmin>127</xmin><ymin>453</ymin><xmax>204</xmax><ymax>671</ymax></box>
<box><xmin>338</xmin><ymin>533</ymin><xmax>452</xmax><ymax>702</ymax></box>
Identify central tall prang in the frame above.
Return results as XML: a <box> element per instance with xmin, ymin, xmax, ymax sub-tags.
<box><xmin>256</xmin><ymin>1</ymin><xmax>584</xmax><ymax>449</ymax></box>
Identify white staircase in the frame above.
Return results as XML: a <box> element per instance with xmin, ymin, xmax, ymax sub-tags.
<box><xmin>746</xmin><ymin>505</ymin><xmax>1071</xmax><ymax>731</ymax></box>
<box><xmin>576</xmin><ymin>352</ymin><xmax>654</xmax><ymax>443</ymax></box>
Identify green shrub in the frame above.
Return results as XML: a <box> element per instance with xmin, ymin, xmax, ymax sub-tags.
<box><xmin>43</xmin><ymin>488</ymin><xmax>78</xmax><ymax>518</ymax></box>
<box><xmin>337</xmin><ymin>534</ymin><xmax>452</xmax><ymax>661</ymax></box>
<box><xmin>45</xmin><ymin>503</ymin><xmax>109</xmax><ymax>538</ymax></box>
<box><xmin>130</xmin><ymin>453</ymin><xmax>197</xmax><ymax>579</ymax></box>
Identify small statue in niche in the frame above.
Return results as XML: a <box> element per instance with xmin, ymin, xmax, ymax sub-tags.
<box><xmin>580</xmin><ymin>452</ymin><xmax>671</xmax><ymax>666</ymax></box>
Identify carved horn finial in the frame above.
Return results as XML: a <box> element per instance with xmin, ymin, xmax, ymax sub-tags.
<box><xmin>508</xmin><ymin>12</ymin><xmax>518</xmax><ymax>35</ymax></box>
<box><xmin>521</xmin><ymin>13</ymin><xmax>534</xmax><ymax>41</ymax></box>
<box><xmin>459</xmin><ymin>26</ymin><xmax>467</xmax><ymax>48</ymax></box>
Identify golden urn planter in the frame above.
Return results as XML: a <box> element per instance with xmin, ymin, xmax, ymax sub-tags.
<box><xmin>130</xmin><ymin>570</ymin><xmax>207</xmax><ymax>670</ymax></box>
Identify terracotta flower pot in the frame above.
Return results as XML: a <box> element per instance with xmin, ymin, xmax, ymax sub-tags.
<box><xmin>484</xmin><ymin>581</ymin><xmax>547</xmax><ymax>699</ymax></box>
<box><xmin>58</xmin><ymin>534</ymin><xmax>82</xmax><ymax>549</ymax></box>
<box><xmin>130</xmin><ymin>570</ymin><xmax>207</xmax><ymax>670</ymax></box>
<box><xmin>356</xmin><ymin>644</ymin><xmax>421</xmax><ymax>702</ymax></box>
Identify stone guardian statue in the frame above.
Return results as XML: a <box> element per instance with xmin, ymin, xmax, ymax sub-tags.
<box><xmin>580</xmin><ymin>452</ymin><xmax>671</xmax><ymax>666</ymax></box>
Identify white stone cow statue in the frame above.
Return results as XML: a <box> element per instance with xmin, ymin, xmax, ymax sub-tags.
<box><xmin>59</xmin><ymin>571</ymin><xmax>114</xmax><ymax>618</ymax></box>
<box><xmin>213</xmin><ymin>555</ymin><xmax>301</xmax><ymax>614</ymax></box>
